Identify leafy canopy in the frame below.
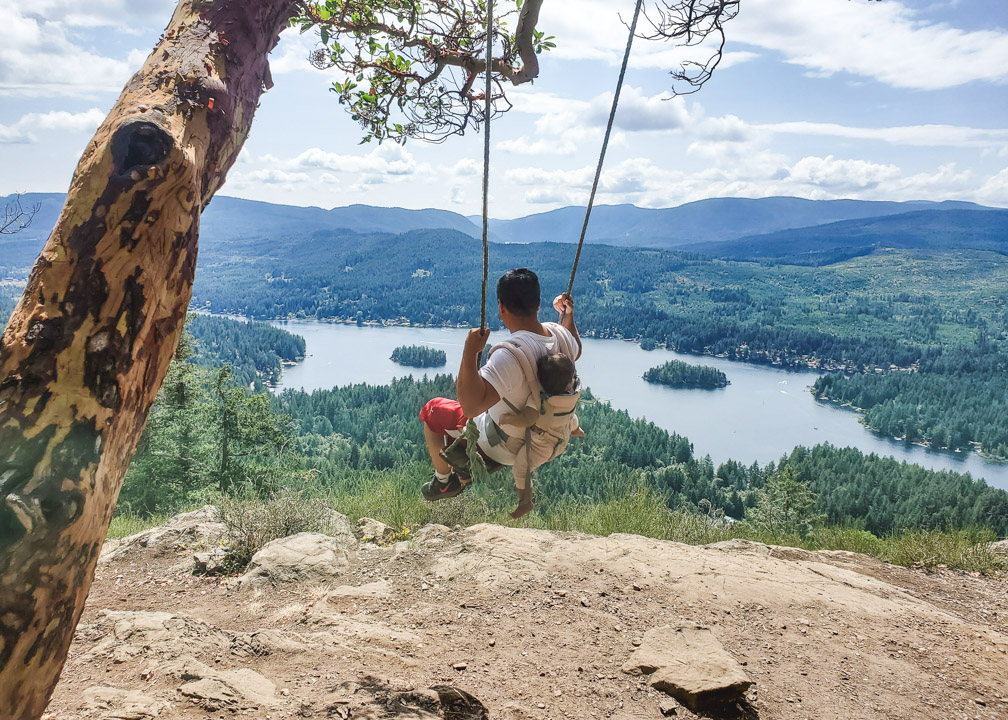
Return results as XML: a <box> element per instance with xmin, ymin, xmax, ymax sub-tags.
<box><xmin>292</xmin><ymin>0</ymin><xmax>739</xmax><ymax>143</ymax></box>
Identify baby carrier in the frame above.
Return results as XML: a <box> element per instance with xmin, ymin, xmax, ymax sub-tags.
<box><xmin>487</xmin><ymin>323</ymin><xmax>583</xmax><ymax>511</ymax></box>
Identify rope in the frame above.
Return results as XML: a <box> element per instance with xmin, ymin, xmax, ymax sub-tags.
<box><xmin>479</xmin><ymin>0</ymin><xmax>493</xmax><ymax>335</ymax></box>
<box><xmin>455</xmin><ymin>0</ymin><xmax>496</xmax><ymax>484</ymax></box>
<box><xmin>565</xmin><ymin>0</ymin><xmax>644</xmax><ymax>300</ymax></box>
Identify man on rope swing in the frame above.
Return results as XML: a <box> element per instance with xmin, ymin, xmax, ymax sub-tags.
<box><xmin>419</xmin><ymin>268</ymin><xmax>583</xmax><ymax>518</ymax></box>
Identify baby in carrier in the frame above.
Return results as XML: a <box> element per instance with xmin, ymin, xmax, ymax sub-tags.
<box><xmin>501</xmin><ymin>352</ymin><xmax>584</xmax><ymax>520</ymax></box>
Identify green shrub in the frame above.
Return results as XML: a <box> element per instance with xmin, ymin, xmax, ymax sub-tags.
<box><xmin>216</xmin><ymin>490</ymin><xmax>345</xmax><ymax>569</ymax></box>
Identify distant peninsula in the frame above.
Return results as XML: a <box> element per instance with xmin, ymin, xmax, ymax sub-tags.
<box><xmin>644</xmin><ymin>359</ymin><xmax>729</xmax><ymax>389</ymax></box>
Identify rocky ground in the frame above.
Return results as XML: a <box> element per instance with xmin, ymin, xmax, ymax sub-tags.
<box><xmin>44</xmin><ymin>508</ymin><xmax>1008</xmax><ymax>720</ymax></box>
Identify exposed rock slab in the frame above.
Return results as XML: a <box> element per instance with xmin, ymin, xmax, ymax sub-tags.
<box><xmin>991</xmin><ymin>539</ymin><xmax>1008</xmax><ymax>557</ymax></box>
<box><xmin>79</xmin><ymin>687</ymin><xmax>171</xmax><ymax>719</ymax></box>
<box><xmin>171</xmin><ymin>658</ymin><xmax>279</xmax><ymax>711</ymax></box>
<box><xmin>622</xmin><ymin>624</ymin><xmax>752</xmax><ymax>711</ymax></box>
<box><xmin>99</xmin><ymin>506</ymin><xmax>225</xmax><ymax>566</ymax></box>
<box><xmin>240</xmin><ymin>531</ymin><xmax>355</xmax><ymax>586</ymax></box>
<box><xmin>326</xmin><ymin>580</ymin><xmax>392</xmax><ymax>599</ymax></box>
<box><xmin>75</xmin><ymin>609</ymin><xmax>305</xmax><ymax>663</ymax></box>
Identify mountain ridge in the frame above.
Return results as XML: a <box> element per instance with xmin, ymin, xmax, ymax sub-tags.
<box><xmin>5</xmin><ymin>193</ymin><xmax>997</xmax><ymax>254</ymax></box>
<box><xmin>685</xmin><ymin>208</ymin><xmax>1008</xmax><ymax>265</ymax></box>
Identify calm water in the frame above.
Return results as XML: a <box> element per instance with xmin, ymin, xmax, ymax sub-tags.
<box><xmin>271</xmin><ymin>320</ymin><xmax>1008</xmax><ymax>491</ymax></box>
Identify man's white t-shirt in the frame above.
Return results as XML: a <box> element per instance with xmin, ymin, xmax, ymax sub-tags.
<box><xmin>475</xmin><ymin>322</ymin><xmax>578</xmax><ymax>466</ymax></box>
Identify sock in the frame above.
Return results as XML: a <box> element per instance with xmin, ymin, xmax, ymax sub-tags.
<box><xmin>435</xmin><ymin>470</ymin><xmax>451</xmax><ymax>481</ymax></box>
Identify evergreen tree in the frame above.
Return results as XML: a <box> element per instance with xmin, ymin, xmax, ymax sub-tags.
<box><xmin>746</xmin><ymin>466</ymin><xmax>824</xmax><ymax>538</ymax></box>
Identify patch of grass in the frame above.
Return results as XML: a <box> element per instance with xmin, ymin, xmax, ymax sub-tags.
<box><xmin>878</xmin><ymin>527</ymin><xmax>1003</xmax><ymax>573</ymax></box>
<box><xmin>107</xmin><ymin>511</ymin><xmax>171</xmax><ymax>539</ymax></box>
<box><xmin>119</xmin><ymin>461</ymin><xmax>1006</xmax><ymax>576</ymax></box>
<box><xmin>322</xmin><ymin>468</ymin><xmax>1007</xmax><ymax>574</ymax></box>
<box><xmin>808</xmin><ymin>526</ymin><xmax>885</xmax><ymax>556</ymax></box>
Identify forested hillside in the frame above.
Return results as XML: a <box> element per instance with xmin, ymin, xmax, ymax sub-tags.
<box><xmin>0</xmin><ymin>283</ymin><xmax>20</xmax><ymax>321</ymax></box>
<box><xmin>814</xmin><ymin>347</ymin><xmax>1008</xmax><ymax>459</ymax></box>
<box><xmin>120</xmin><ymin>329</ymin><xmax>1008</xmax><ymax>537</ymax></box>
<box><xmin>688</xmin><ymin>209</ymin><xmax>1008</xmax><ymax>265</ymax></box>
<box><xmin>184</xmin><ymin>226</ymin><xmax>1008</xmax><ymax>460</ymax></box>
<box><xmin>189</xmin><ymin>228</ymin><xmax>1005</xmax><ymax>369</ymax></box>
<box><xmin>187</xmin><ymin>315</ymin><xmax>306</xmax><ymax>389</ymax></box>
<box><xmin>6</xmin><ymin>217</ymin><xmax>1006</xmax><ymax>462</ymax></box>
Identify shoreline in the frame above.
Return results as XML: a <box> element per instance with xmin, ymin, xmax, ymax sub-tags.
<box><xmin>237</xmin><ymin>311</ymin><xmax>872</xmax><ymax>374</ymax></box>
<box><xmin>811</xmin><ymin>393</ymin><xmax>1008</xmax><ymax>466</ymax></box>
<box><xmin>200</xmin><ymin>309</ymin><xmax>1006</xmax><ymax>468</ymax></box>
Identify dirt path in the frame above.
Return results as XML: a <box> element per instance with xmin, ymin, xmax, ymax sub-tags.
<box><xmin>46</xmin><ymin>522</ymin><xmax>1008</xmax><ymax>720</ymax></box>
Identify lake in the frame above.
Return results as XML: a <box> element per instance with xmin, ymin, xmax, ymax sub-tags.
<box><xmin>270</xmin><ymin>320</ymin><xmax>1008</xmax><ymax>491</ymax></box>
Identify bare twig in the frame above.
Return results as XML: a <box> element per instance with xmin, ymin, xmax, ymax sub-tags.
<box><xmin>1</xmin><ymin>194</ymin><xmax>40</xmax><ymax>235</ymax></box>
<box><xmin>638</xmin><ymin>0</ymin><xmax>741</xmax><ymax>95</ymax></box>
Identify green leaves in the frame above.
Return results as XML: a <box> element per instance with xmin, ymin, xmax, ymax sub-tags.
<box><xmin>294</xmin><ymin>0</ymin><xmax>554</xmax><ymax>143</ymax></box>
<box><xmin>531</xmin><ymin>28</ymin><xmax>555</xmax><ymax>54</ymax></box>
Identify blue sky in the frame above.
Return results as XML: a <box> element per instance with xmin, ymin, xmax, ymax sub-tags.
<box><xmin>1</xmin><ymin>0</ymin><xmax>1007</xmax><ymax>218</ymax></box>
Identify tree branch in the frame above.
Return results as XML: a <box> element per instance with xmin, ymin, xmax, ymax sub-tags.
<box><xmin>0</xmin><ymin>195</ymin><xmax>41</xmax><ymax>235</ymax></box>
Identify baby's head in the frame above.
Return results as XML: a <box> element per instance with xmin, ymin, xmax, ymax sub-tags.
<box><xmin>537</xmin><ymin>353</ymin><xmax>576</xmax><ymax>395</ymax></box>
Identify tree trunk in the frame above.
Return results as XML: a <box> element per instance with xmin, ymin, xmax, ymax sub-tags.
<box><xmin>0</xmin><ymin>1</ymin><xmax>298</xmax><ymax>717</ymax></box>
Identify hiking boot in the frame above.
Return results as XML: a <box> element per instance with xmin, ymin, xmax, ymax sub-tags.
<box><xmin>421</xmin><ymin>472</ymin><xmax>469</xmax><ymax>501</ymax></box>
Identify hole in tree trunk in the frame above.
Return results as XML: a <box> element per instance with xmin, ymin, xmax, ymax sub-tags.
<box><xmin>111</xmin><ymin>119</ymin><xmax>173</xmax><ymax>175</ymax></box>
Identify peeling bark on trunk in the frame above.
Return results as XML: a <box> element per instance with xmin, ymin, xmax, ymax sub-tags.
<box><xmin>0</xmin><ymin>1</ymin><xmax>298</xmax><ymax>717</ymax></box>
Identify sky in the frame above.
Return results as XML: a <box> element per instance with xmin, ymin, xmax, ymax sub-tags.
<box><xmin>1</xmin><ymin>0</ymin><xmax>1007</xmax><ymax>219</ymax></box>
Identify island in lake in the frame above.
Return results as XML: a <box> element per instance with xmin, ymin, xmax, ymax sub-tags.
<box><xmin>643</xmin><ymin>359</ymin><xmax>729</xmax><ymax>389</ymax></box>
<box><xmin>391</xmin><ymin>344</ymin><xmax>447</xmax><ymax>368</ymax></box>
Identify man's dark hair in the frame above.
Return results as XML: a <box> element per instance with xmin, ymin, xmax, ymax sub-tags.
<box><xmin>497</xmin><ymin>268</ymin><xmax>540</xmax><ymax>317</ymax></box>
<box><xmin>537</xmin><ymin>353</ymin><xmax>575</xmax><ymax>395</ymax></box>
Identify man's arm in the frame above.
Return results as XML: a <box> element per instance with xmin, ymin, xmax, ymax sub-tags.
<box><xmin>554</xmin><ymin>293</ymin><xmax>582</xmax><ymax>359</ymax></box>
<box><xmin>457</xmin><ymin>328</ymin><xmax>500</xmax><ymax>417</ymax></box>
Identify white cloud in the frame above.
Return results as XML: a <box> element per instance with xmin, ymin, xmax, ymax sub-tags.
<box><xmin>443</xmin><ymin>158</ymin><xmax>481</xmax><ymax>176</ymax></box>
<box><xmin>787</xmin><ymin>155</ymin><xmax>902</xmax><ymax>191</ymax></box>
<box><xmin>281</xmin><ymin>143</ymin><xmax>421</xmax><ymax>177</ymax></box>
<box><xmin>760</xmin><ymin>121</ymin><xmax>1008</xmax><ymax>150</ymax></box>
<box><xmin>536</xmin><ymin>0</ymin><xmax>1008</xmax><ymax>90</ymax></box>
<box><xmin>240</xmin><ymin>168</ymin><xmax>312</xmax><ymax>186</ymax></box>
<box><xmin>496</xmin><ymin>136</ymin><xmax>578</xmax><ymax>156</ymax></box>
<box><xmin>269</xmin><ymin>31</ymin><xmax>325</xmax><ymax>76</ymax></box>
<box><xmin>733</xmin><ymin>0</ymin><xmax>1008</xmax><ymax>90</ymax></box>
<box><xmin>237</xmin><ymin>141</ymin><xmax>497</xmax><ymax>199</ymax></box>
<box><xmin>696</xmin><ymin>114</ymin><xmax>752</xmax><ymax>143</ymax></box>
<box><xmin>24</xmin><ymin>1</ymin><xmax>168</xmax><ymax>29</ymax></box>
<box><xmin>0</xmin><ymin>3</ymin><xmax>143</xmax><ymax>97</ymax></box>
<box><xmin>977</xmin><ymin>167</ymin><xmax>1008</xmax><ymax>206</ymax></box>
<box><xmin>502</xmin><ymin>149</ymin><xmax>1007</xmax><ymax>210</ymax></box>
<box><xmin>586</xmin><ymin>87</ymin><xmax>693</xmax><ymax>132</ymax></box>
<box><xmin>0</xmin><ymin>108</ymin><xmax>105</xmax><ymax>143</ymax></box>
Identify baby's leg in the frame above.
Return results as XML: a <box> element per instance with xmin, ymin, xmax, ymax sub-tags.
<box><xmin>510</xmin><ymin>454</ymin><xmax>534</xmax><ymax>519</ymax></box>
<box><xmin>510</xmin><ymin>483</ymin><xmax>534</xmax><ymax>520</ymax></box>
